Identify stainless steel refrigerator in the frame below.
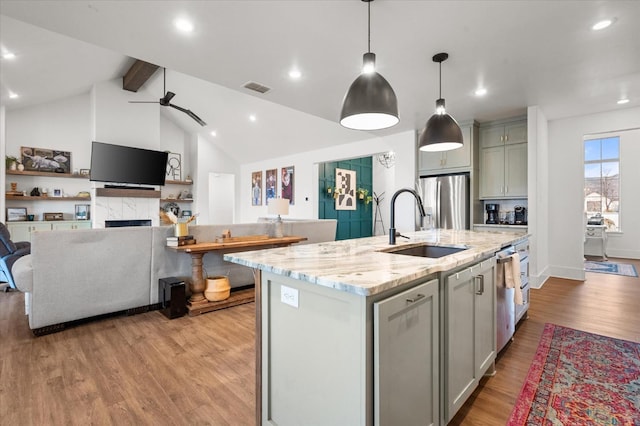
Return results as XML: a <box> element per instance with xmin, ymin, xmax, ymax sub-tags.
<box><xmin>417</xmin><ymin>173</ymin><xmax>470</xmax><ymax>230</ymax></box>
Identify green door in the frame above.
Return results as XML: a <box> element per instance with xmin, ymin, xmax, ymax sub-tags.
<box><xmin>318</xmin><ymin>157</ymin><xmax>372</xmax><ymax>240</ymax></box>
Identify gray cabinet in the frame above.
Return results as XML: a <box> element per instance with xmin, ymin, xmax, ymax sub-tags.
<box><xmin>418</xmin><ymin>124</ymin><xmax>475</xmax><ymax>175</ymax></box>
<box><xmin>7</xmin><ymin>221</ymin><xmax>90</xmax><ymax>242</ymax></box>
<box><xmin>374</xmin><ymin>278</ymin><xmax>439</xmax><ymax>426</ymax></box>
<box><xmin>479</xmin><ymin>119</ymin><xmax>527</xmax><ymax>199</ymax></box>
<box><xmin>261</xmin><ymin>272</ymin><xmax>440</xmax><ymax>426</ymax></box>
<box><xmin>443</xmin><ymin>257</ymin><xmax>496</xmax><ymax>423</ymax></box>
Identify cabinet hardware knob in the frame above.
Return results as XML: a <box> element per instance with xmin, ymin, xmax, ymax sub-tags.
<box><xmin>406</xmin><ymin>294</ymin><xmax>426</xmax><ymax>303</ymax></box>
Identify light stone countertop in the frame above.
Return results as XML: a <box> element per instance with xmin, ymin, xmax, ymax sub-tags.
<box><xmin>224</xmin><ymin>229</ymin><xmax>528</xmax><ymax>296</ymax></box>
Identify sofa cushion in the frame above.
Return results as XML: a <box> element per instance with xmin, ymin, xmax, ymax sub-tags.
<box><xmin>11</xmin><ymin>254</ymin><xmax>33</xmax><ymax>293</ymax></box>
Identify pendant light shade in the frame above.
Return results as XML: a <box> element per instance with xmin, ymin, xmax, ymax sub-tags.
<box><xmin>340</xmin><ymin>0</ymin><xmax>399</xmax><ymax>131</ymax></box>
<box><xmin>419</xmin><ymin>53</ymin><xmax>463</xmax><ymax>152</ymax></box>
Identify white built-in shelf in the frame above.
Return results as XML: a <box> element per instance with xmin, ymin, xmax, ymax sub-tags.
<box><xmin>165</xmin><ymin>180</ymin><xmax>193</xmax><ymax>185</ymax></box>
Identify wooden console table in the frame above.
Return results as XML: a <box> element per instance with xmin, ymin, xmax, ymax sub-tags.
<box><xmin>167</xmin><ymin>235</ymin><xmax>306</xmax><ymax>316</ymax></box>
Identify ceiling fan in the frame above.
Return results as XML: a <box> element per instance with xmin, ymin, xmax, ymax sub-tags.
<box><xmin>129</xmin><ymin>68</ymin><xmax>207</xmax><ymax>126</ymax></box>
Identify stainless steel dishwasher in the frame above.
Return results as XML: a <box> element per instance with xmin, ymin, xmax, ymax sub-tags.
<box><xmin>496</xmin><ymin>246</ymin><xmax>516</xmax><ymax>352</ymax></box>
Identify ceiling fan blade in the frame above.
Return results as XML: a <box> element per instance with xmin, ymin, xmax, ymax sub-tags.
<box><xmin>169</xmin><ymin>103</ymin><xmax>207</xmax><ymax>126</ymax></box>
<box><xmin>128</xmin><ymin>100</ymin><xmax>160</xmax><ymax>103</ymax></box>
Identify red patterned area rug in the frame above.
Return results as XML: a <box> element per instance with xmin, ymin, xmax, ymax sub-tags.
<box><xmin>508</xmin><ymin>323</ymin><xmax>640</xmax><ymax>425</ymax></box>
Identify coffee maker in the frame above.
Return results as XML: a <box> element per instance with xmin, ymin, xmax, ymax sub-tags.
<box><xmin>486</xmin><ymin>203</ymin><xmax>499</xmax><ymax>224</ymax></box>
<box><xmin>514</xmin><ymin>206</ymin><xmax>527</xmax><ymax>225</ymax></box>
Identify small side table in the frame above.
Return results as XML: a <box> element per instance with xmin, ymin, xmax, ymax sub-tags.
<box><xmin>584</xmin><ymin>224</ymin><xmax>608</xmax><ymax>260</ymax></box>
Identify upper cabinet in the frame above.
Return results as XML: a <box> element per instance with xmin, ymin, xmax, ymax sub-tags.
<box><xmin>418</xmin><ymin>122</ymin><xmax>477</xmax><ymax>176</ymax></box>
<box><xmin>479</xmin><ymin>118</ymin><xmax>527</xmax><ymax>199</ymax></box>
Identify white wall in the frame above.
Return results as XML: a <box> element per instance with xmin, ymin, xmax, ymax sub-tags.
<box><xmin>160</xmin><ymin>115</ymin><xmax>191</xmax><ymax>178</ymax></box>
<box><xmin>238</xmin><ymin>130</ymin><xmax>417</xmax><ymax>233</ymax></box>
<box><xmin>547</xmin><ymin>106</ymin><xmax>640</xmax><ymax>280</ymax></box>
<box><xmin>92</xmin><ymin>79</ymin><xmax>160</xmax><ymax>149</ymax></box>
<box><xmin>527</xmin><ymin>106</ymin><xmax>550</xmax><ymax>288</ymax></box>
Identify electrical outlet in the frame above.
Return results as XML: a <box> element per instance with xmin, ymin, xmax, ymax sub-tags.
<box><xmin>281</xmin><ymin>285</ymin><xmax>299</xmax><ymax>308</ymax></box>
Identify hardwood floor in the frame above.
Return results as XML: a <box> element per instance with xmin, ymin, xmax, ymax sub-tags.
<box><xmin>1</xmin><ymin>257</ymin><xmax>639</xmax><ymax>425</ymax></box>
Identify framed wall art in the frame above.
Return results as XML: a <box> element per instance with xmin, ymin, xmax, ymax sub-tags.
<box><xmin>335</xmin><ymin>168</ymin><xmax>356</xmax><ymax>210</ymax></box>
<box><xmin>281</xmin><ymin>166</ymin><xmax>294</xmax><ymax>205</ymax></box>
<box><xmin>6</xmin><ymin>207</ymin><xmax>27</xmax><ymax>222</ymax></box>
<box><xmin>252</xmin><ymin>171</ymin><xmax>263</xmax><ymax>206</ymax></box>
<box><xmin>166</xmin><ymin>153</ymin><xmax>182</xmax><ymax>181</ymax></box>
<box><xmin>20</xmin><ymin>147</ymin><xmax>71</xmax><ymax>173</ymax></box>
<box><xmin>265</xmin><ymin>169</ymin><xmax>277</xmax><ymax>202</ymax></box>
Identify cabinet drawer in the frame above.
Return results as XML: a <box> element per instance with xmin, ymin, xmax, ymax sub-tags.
<box><xmin>585</xmin><ymin>227</ymin><xmax>603</xmax><ymax>237</ymax></box>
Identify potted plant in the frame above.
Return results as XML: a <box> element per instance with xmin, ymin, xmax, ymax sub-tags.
<box><xmin>5</xmin><ymin>155</ymin><xmax>18</xmax><ymax>171</ymax></box>
<box><xmin>356</xmin><ymin>188</ymin><xmax>369</xmax><ymax>200</ymax></box>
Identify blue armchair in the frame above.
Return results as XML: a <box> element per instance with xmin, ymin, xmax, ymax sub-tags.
<box><xmin>0</xmin><ymin>223</ymin><xmax>31</xmax><ymax>291</ymax></box>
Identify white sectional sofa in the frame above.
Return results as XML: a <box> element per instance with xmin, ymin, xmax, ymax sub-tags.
<box><xmin>12</xmin><ymin>219</ymin><xmax>336</xmax><ymax>334</ymax></box>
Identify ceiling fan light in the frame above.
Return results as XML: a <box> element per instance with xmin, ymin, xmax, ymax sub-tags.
<box><xmin>340</xmin><ymin>70</ymin><xmax>399</xmax><ymax>130</ymax></box>
<box><xmin>418</xmin><ymin>113</ymin><xmax>464</xmax><ymax>152</ymax></box>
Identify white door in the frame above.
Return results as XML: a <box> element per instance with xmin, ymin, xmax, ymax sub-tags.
<box><xmin>208</xmin><ymin>173</ymin><xmax>235</xmax><ymax>224</ymax></box>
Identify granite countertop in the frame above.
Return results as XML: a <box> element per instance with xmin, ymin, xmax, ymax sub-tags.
<box><xmin>224</xmin><ymin>229</ymin><xmax>528</xmax><ymax>297</ymax></box>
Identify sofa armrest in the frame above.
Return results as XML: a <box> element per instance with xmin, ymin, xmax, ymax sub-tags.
<box><xmin>11</xmin><ymin>254</ymin><xmax>33</xmax><ymax>293</ymax></box>
<box><xmin>15</xmin><ymin>241</ymin><xmax>31</xmax><ymax>252</ymax></box>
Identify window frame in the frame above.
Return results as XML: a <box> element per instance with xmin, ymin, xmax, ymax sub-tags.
<box><xmin>583</xmin><ymin>133</ymin><xmax>621</xmax><ymax>233</ymax></box>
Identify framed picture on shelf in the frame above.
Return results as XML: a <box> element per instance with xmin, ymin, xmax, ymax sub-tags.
<box><xmin>52</xmin><ymin>188</ymin><xmax>63</xmax><ymax>197</ymax></box>
<box><xmin>251</xmin><ymin>171</ymin><xmax>262</xmax><ymax>206</ymax></box>
<box><xmin>79</xmin><ymin>169</ymin><xmax>90</xmax><ymax>177</ymax></box>
<box><xmin>6</xmin><ymin>207</ymin><xmax>27</xmax><ymax>222</ymax></box>
<box><xmin>265</xmin><ymin>169</ymin><xmax>277</xmax><ymax>202</ymax></box>
<box><xmin>281</xmin><ymin>166</ymin><xmax>294</xmax><ymax>205</ymax></box>
<box><xmin>75</xmin><ymin>204</ymin><xmax>90</xmax><ymax>220</ymax></box>
<box><xmin>166</xmin><ymin>153</ymin><xmax>182</xmax><ymax>181</ymax></box>
<box><xmin>20</xmin><ymin>147</ymin><xmax>71</xmax><ymax>173</ymax></box>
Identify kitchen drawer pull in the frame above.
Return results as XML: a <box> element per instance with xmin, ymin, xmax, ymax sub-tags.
<box><xmin>406</xmin><ymin>294</ymin><xmax>425</xmax><ymax>303</ymax></box>
<box><xmin>475</xmin><ymin>275</ymin><xmax>485</xmax><ymax>295</ymax></box>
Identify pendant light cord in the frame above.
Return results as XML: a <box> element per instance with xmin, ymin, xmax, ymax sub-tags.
<box><xmin>367</xmin><ymin>1</ymin><xmax>371</xmax><ymax>53</ymax></box>
<box><xmin>439</xmin><ymin>61</ymin><xmax>442</xmax><ymax>99</ymax></box>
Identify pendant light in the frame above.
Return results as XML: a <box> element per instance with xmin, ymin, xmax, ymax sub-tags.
<box><xmin>418</xmin><ymin>52</ymin><xmax>463</xmax><ymax>152</ymax></box>
<box><xmin>340</xmin><ymin>0</ymin><xmax>399</xmax><ymax>131</ymax></box>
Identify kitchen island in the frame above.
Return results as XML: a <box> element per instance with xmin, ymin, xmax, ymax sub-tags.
<box><xmin>224</xmin><ymin>229</ymin><xmax>528</xmax><ymax>426</ymax></box>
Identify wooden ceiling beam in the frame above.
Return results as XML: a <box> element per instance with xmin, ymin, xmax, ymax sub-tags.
<box><xmin>122</xmin><ymin>59</ymin><xmax>159</xmax><ymax>92</ymax></box>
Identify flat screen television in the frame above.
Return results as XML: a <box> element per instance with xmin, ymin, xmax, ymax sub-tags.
<box><xmin>90</xmin><ymin>141</ymin><xmax>168</xmax><ymax>186</ymax></box>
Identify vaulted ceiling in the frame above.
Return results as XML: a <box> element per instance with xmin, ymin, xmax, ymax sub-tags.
<box><xmin>1</xmin><ymin>1</ymin><xmax>639</xmax><ymax>164</ymax></box>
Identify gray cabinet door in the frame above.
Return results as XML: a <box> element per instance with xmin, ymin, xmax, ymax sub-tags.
<box><xmin>474</xmin><ymin>258</ymin><xmax>496</xmax><ymax>376</ymax></box>
<box><xmin>479</xmin><ymin>146</ymin><xmax>505</xmax><ymax>198</ymax></box>
<box><xmin>445</xmin><ymin>266</ymin><xmax>476</xmax><ymax>421</ymax></box>
<box><xmin>374</xmin><ymin>278</ymin><xmax>439</xmax><ymax>426</ymax></box>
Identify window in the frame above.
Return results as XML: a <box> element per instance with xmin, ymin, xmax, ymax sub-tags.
<box><xmin>584</xmin><ymin>136</ymin><xmax>620</xmax><ymax>231</ymax></box>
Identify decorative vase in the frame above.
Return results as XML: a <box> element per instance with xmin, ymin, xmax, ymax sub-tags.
<box><xmin>17</xmin><ymin>164</ymin><xmax>24</xmax><ymax>171</ymax></box>
<box><xmin>9</xmin><ymin>162</ymin><xmax>17</xmax><ymax>171</ymax></box>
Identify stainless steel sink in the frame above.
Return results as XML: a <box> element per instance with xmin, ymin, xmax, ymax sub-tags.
<box><xmin>382</xmin><ymin>243</ymin><xmax>469</xmax><ymax>259</ymax></box>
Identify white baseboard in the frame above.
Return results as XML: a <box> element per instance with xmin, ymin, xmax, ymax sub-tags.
<box><xmin>548</xmin><ymin>265</ymin><xmax>585</xmax><ymax>282</ymax></box>
<box><xmin>530</xmin><ymin>265</ymin><xmax>551</xmax><ymax>289</ymax></box>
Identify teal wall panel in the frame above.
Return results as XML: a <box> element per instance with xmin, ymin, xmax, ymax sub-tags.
<box><xmin>319</xmin><ymin>157</ymin><xmax>373</xmax><ymax>241</ymax></box>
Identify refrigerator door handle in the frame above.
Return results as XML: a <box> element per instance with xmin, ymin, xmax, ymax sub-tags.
<box><xmin>435</xmin><ymin>180</ymin><xmax>441</xmax><ymax>228</ymax></box>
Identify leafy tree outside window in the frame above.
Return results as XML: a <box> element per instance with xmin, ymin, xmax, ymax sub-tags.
<box><xmin>584</xmin><ymin>136</ymin><xmax>620</xmax><ymax>231</ymax></box>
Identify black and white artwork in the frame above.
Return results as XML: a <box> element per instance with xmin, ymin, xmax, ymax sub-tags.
<box><xmin>335</xmin><ymin>168</ymin><xmax>356</xmax><ymax>210</ymax></box>
<box><xmin>166</xmin><ymin>152</ymin><xmax>182</xmax><ymax>181</ymax></box>
<box><xmin>21</xmin><ymin>147</ymin><xmax>71</xmax><ymax>173</ymax></box>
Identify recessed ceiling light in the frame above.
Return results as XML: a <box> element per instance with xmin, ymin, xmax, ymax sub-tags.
<box><xmin>249</xmin><ymin>114</ymin><xmax>257</xmax><ymax>122</ymax></box>
<box><xmin>210</xmin><ymin>130</ymin><xmax>217</xmax><ymax>137</ymax></box>
<box><xmin>474</xmin><ymin>87</ymin><xmax>487</xmax><ymax>96</ymax></box>
<box><xmin>9</xmin><ymin>92</ymin><xmax>18</xmax><ymax>99</ymax></box>
<box><xmin>175</xmin><ymin>18</ymin><xmax>194</xmax><ymax>33</ymax></box>
<box><xmin>289</xmin><ymin>69</ymin><xmax>302</xmax><ymax>79</ymax></box>
<box><xmin>617</xmin><ymin>98</ymin><xmax>630</xmax><ymax>105</ymax></box>
<box><xmin>2</xmin><ymin>52</ymin><xmax>16</xmax><ymax>60</ymax></box>
<box><xmin>592</xmin><ymin>19</ymin><xmax>614</xmax><ymax>31</ymax></box>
